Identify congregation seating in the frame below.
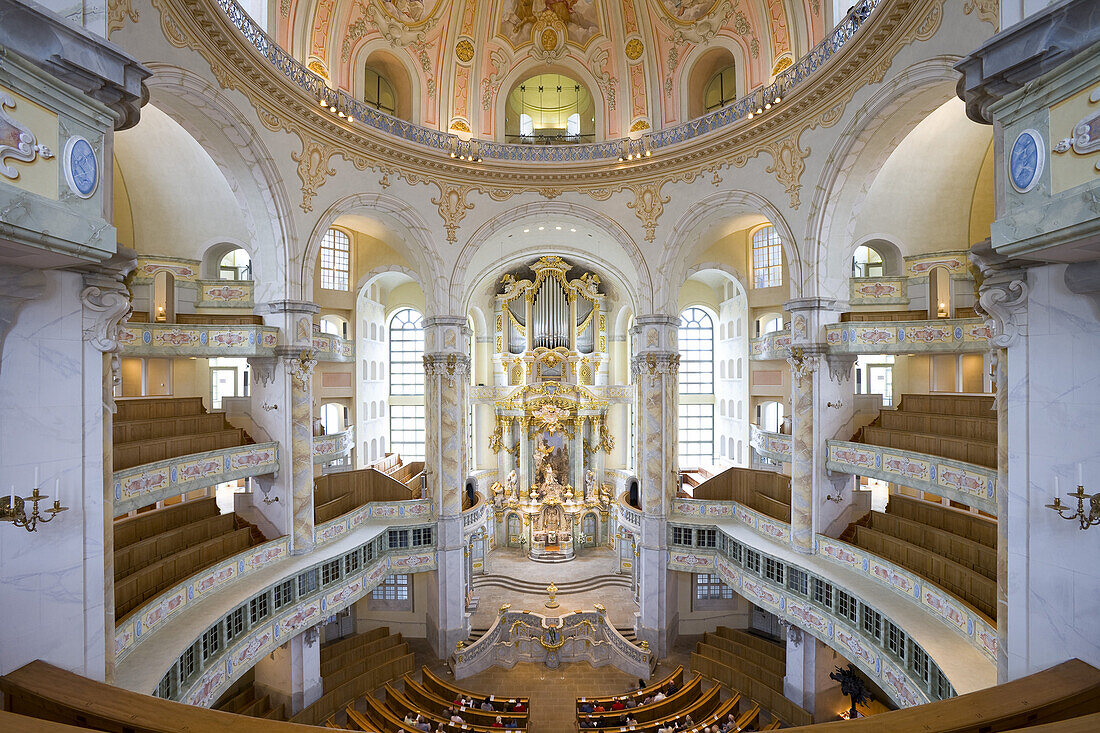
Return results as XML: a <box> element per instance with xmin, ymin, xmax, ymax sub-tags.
<box><xmin>689</xmin><ymin>467</ymin><xmax>792</xmax><ymax>522</ymax></box>
<box><xmin>113</xmin><ymin>497</ymin><xmax>266</xmax><ymax>619</ymax></box>
<box><xmin>839</xmin><ymin>307</ymin><xmax>979</xmax><ymax>322</ymax></box>
<box><xmin>855</xmin><ymin>394</ymin><xmax>996</xmax><ymax>469</ymax></box>
<box><xmin>691</xmin><ymin>626</ymin><xmax>813</xmax><ymax>728</ymax></box>
<box><xmin>314</xmin><ymin>466</ymin><xmax>422</xmax><ymax>523</ymax></box>
<box><xmin>287</xmin><ymin>628</ymin><xmax>414</xmax><ymax>727</ymax></box>
<box><xmin>576</xmin><ymin>665</ymin><xmax>685</xmax><ymax>712</ymax></box>
<box><xmin>113</xmin><ymin>397</ymin><xmax>253</xmax><ymax>471</ymax></box>
<box><xmin>841</xmin><ymin>494</ymin><xmax>997</xmax><ymax>621</ymax></box>
<box><xmin>129</xmin><ymin>311</ymin><xmax>264</xmax><ymax>325</ymax></box>
<box><xmin>3</xmin><ymin>659</ymin><xmax>1100</xmax><ymax>733</ymax></box>
<box><xmin>397</xmin><ymin>672</ymin><xmax>528</xmax><ymax>727</ymax></box>
<box><xmin>213</xmin><ymin>669</ymin><xmax>286</xmax><ymax>721</ymax></box>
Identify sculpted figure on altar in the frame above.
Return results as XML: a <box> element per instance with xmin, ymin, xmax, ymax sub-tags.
<box><xmin>506</xmin><ymin>469</ymin><xmax>519</xmax><ymax>501</ymax></box>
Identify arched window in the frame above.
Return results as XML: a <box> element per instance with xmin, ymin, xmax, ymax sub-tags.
<box><xmin>704</xmin><ymin>65</ymin><xmax>737</xmax><ymax>112</ymax></box>
<box><xmin>679</xmin><ymin>307</ymin><xmax>715</xmax><ymax>468</ymax></box>
<box><xmin>757</xmin><ymin>401</ymin><xmax>784</xmax><ymax>433</ymax></box>
<box><xmin>320</xmin><ymin>403</ymin><xmax>344</xmax><ymax>434</ymax></box>
<box><xmin>505</xmin><ymin>73</ymin><xmax>594</xmax><ymax>144</ymax></box>
<box><xmin>752</xmin><ymin>226</ymin><xmax>783</xmax><ymax>289</ymax></box>
<box><xmin>678</xmin><ymin>307</ymin><xmax>714</xmax><ymax>395</ymax></box>
<box><xmin>319</xmin><ymin>315</ymin><xmax>346</xmax><ymax>338</ymax></box>
<box><xmin>757</xmin><ymin>314</ymin><xmax>783</xmax><ymax>336</ymax></box>
<box><xmin>363</xmin><ymin>67</ymin><xmax>396</xmax><ymax>116</ymax></box>
<box><xmin>389</xmin><ymin>308</ymin><xmax>425</xmax><ymax>460</ymax></box>
<box><xmin>218</xmin><ymin>248</ymin><xmax>252</xmax><ymax>280</ymax></box>
<box><xmin>852</xmin><ymin>245</ymin><xmax>885</xmax><ymax>278</ymax></box>
<box><xmin>320</xmin><ymin>229</ymin><xmax>350</xmax><ymax>291</ymax></box>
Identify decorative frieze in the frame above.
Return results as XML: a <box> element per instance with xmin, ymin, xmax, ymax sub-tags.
<box><xmin>119</xmin><ymin>322</ymin><xmax>279</xmax><ymax>357</ymax></box>
<box><xmin>823</xmin><ymin>318</ymin><xmax>991</xmax><ymax>355</ymax></box>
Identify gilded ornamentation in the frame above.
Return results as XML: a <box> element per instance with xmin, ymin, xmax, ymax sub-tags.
<box><xmin>107</xmin><ymin>0</ymin><xmax>139</xmax><ymax>37</ymax></box>
<box><xmin>290</xmin><ymin>135</ymin><xmax>336</xmax><ymax>212</ymax></box>
<box><xmin>629</xmin><ymin>119</ymin><xmax>651</xmax><ymax>131</ymax></box>
<box><xmin>901</xmin><ymin>2</ymin><xmax>943</xmax><ymax>43</ymax></box>
<box><xmin>625</xmin><ymin>38</ymin><xmax>644</xmax><ymax>60</ymax></box>
<box><xmin>627</xmin><ymin>182</ymin><xmax>670</xmax><ymax>241</ymax></box>
<box><xmin>589</xmin><ymin>47</ymin><xmax>618</xmax><ymax>111</ymax></box>
<box><xmin>537</xmin><ymin>187</ymin><xmax>563</xmax><ymax>199</ymax></box>
<box><xmin>455</xmin><ymin>38</ymin><xmax>476</xmax><ymax>63</ymax></box>
<box><xmin>963</xmin><ymin>0</ymin><xmax>998</xmax><ymax>28</ymax></box>
<box><xmin>450</xmin><ymin>119</ymin><xmax>471</xmax><ymax>132</ymax></box>
<box><xmin>431</xmin><ymin>183</ymin><xmax>475</xmax><ymax>243</ymax></box>
<box><xmin>764</xmin><ymin>133</ymin><xmax>810</xmax><ymax>209</ymax></box>
<box><xmin>786</xmin><ymin>346</ymin><xmax>818</xmax><ymax>388</ymax></box>
<box><xmin>209</xmin><ymin>61</ymin><xmax>234</xmax><ymax>90</ymax></box>
<box><xmin>289</xmin><ymin>349</ymin><xmax>318</xmax><ymax>386</ymax></box>
<box><xmin>480</xmin><ymin>48</ymin><xmax>508</xmax><ymax>111</ymax></box>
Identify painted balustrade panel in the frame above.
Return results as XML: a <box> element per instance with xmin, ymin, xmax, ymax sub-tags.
<box><xmin>312</xmin><ymin>426</ymin><xmax>354</xmax><ymax>464</ymax></box>
<box><xmin>671</xmin><ymin>497</ymin><xmax>792</xmax><ymax>543</ymax></box>
<box><xmin>849</xmin><ymin>277</ymin><xmax>910</xmax><ymax>305</ymax></box>
<box><xmin>749</xmin><ymin>329</ymin><xmax>792</xmax><ymax>361</ymax></box>
<box><xmin>750</xmin><ymin>425</ymin><xmax>792</xmax><ymax>462</ymax></box>
<box><xmin>617</xmin><ymin>493</ymin><xmax>641</xmax><ymax>533</ymax></box>
<box><xmin>904</xmin><ymin>251</ymin><xmax>971</xmax><ymax>281</ymax></box>
<box><xmin>825</xmin><ymin>440</ymin><xmax>998</xmax><ymax>515</ymax></box>
<box><xmin>132</xmin><ymin>257</ymin><xmax>200</xmax><ymax>283</ymax></box>
<box><xmin>311</xmin><ymin>333</ymin><xmax>355</xmax><ymax>361</ymax></box>
<box><xmin>179</xmin><ymin>547</ymin><xmax>436</xmax><ymax>706</ymax></box>
<box><xmin>815</xmin><ymin>534</ymin><xmax>998</xmax><ymax>663</ymax></box>
<box><xmin>314</xmin><ymin>498</ymin><xmax>435</xmax><ymax>545</ymax></box>
<box><xmin>195</xmin><ymin>279</ymin><xmax>254</xmax><ymax>308</ymax></box>
<box><xmin>118</xmin><ymin>322</ymin><xmax>279</xmax><ymax>357</ymax></box>
<box><xmin>824</xmin><ymin>318</ymin><xmax>991</xmax><ymax>355</ymax></box>
<box><xmin>113</xmin><ymin>442</ymin><xmax>279</xmax><ymax>517</ymax></box>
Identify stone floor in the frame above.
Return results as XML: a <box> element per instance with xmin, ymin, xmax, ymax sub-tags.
<box><xmin>470</xmin><ymin>548</ymin><xmax>638</xmax><ymax>630</ymax></box>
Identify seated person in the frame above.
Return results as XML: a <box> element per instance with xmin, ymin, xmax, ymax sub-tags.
<box><xmin>492</xmin><ymin>715</ymin><xmax>504</xmax><ymax>728</ymax></box>
<box><xmin>625</xmin><ymin>714</ymin><xmax>638</xmax><ymax>726</ymax></box>
<box><xmin>511</xmin><ymin>700</ymin><xmax>526</xmax><ymax>713</ymax></box>
<box><xmin>578</xmin><ymin>701</ymin><xmax>594</xmax><ymax>713</ymax></box>
<box><xmin>593</xmin><ymin>703</ymin><xmax>606</xmax><ymax>712</ymax></box>
<box><xmin>653</xmin><ymin>689</ymin><xmax>667</xmax><ymax>702</ymax></box>
<box><xmin>450</xmin><ymin>711</ymin><xmax>465</xmax><ymax>724</ymax></box>
<box><xmin>480</xmin><ymin>699</ymin><xmax>495</xmax><ymax>711</ymax></box>
<box><xmin>610</xmin><ymin>699</ymin><xmax>626</xmax><ymax>711</ymax></box>
<box><xmin>624</xmin><ymin>697</ymin><xmax>638</xmax><ymax>709</ymax></box>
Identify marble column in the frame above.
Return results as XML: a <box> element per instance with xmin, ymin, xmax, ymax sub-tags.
<box><xmin>784</xmin><ymin>300</ymin><xmax>859</xmax><ymax>553</ymax></box>
<box><xmin>249</xmin><ymin>301</ymin><xmax>319</xmax><ymax>554</ymax></box>
<box><xmin>422</xmin><ymin>316</ymin><xmax>471</xmax><ymax>657</ymax></box>
<box><xmin>253</xmin><ymin>626</ymin><xmax>322</xmax><ymax>715</ymax></box>
<box><xmin>630</xmin><ymin>314</ymin><xmax>680</xmax><ymax>655</ymax></box>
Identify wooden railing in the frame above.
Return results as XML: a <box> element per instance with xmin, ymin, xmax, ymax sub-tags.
<box><xmin>314</xmin><ymin>467</ymin><xmax>421</xmax><ymax>523</ymax></box>
<box><xmin>688</xmin><ymin>466</ymin><xmax>792</xmax><ymax>522</ymax></box>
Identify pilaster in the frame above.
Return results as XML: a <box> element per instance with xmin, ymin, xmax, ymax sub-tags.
<box><xmin>422</xmin><ymin>316</ymin><xmax>471</xmax><ymax>656</ymax></box>
<box><xmin>253</xmin><ymin>626</ymin><xmax>322</xmax><ymax>715</ymax></box>
<box><xmin>629</xmin><ymin>314</ymin><xmax>680</xmax><ymax>654</ymax></box>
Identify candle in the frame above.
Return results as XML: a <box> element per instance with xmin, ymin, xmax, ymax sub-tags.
<box><xmin>9</xmin><ymin>484</ymin><xmax>13</xmax><ymax>504</ymax></box>
<box><xmin>1078</xmin><ymin>463</ymin><xmax>1084</xmax><ymax>486</ymax></box>
<box><xmin>55</xmin><ymin>477</ymin><xmax>60</xmax><ymax>504</ymax></box>
<box><xmin>34</xmin><ymin>465</ymin><xmax>39</xmax><ymax>491</ymax></box>
<box><xmin>1055</xmin><ymin>475</ymin><xmax>1060</xmax><ymax>498</ymax></box>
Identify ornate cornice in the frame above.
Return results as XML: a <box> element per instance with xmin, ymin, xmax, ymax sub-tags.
<box><xmin>150</xmin><ymin>0</ymin><xmax>947</xmax><ymax>233</ymax></box>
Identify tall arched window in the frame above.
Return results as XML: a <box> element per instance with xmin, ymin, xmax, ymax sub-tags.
<box><xmin>389</xmin><ymin>308</ymin><xmax>425</xmax><ymax>460</ymax></box>
<box><xmin>218</xmin><ymin>248</ymin><xmax>252</xmax><ymax>280</ymax></box>
<box><xmin>505</xmin><ymin>73</ymin><xmax>594</xmax><ymax>144</ymax></box>
<box><xmin>752</xmin><ymin>225</ymin><xmax>783</xmax><ymax>289</ymax></box>
<box><xmin>678</xmin><ymin>307</ymin><xmax>715</xmax><ymax>467</ymax></box>
<box><xmin>320</xmin><ymin>228</ymin><xmax>350</xmax><ymax>291</ymax></box>
<box><xmin>757</xmin><ymin>401</ymin><xmax>784</xmax><ymax>433</ymax></box>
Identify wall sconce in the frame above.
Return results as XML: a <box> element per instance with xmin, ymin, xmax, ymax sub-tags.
<box><xmin>937</xmin><ymin>302</ymin><xmax>948</xmax><ymax>318</ymax></box>
<box><xmin>261</xmin><ymin>402</ymin><xmax>278</xmax><ymax>411</ymax></box>
<box><xmin>1046</xmin><ymin>473</ymin><xmax>1099</xmax><ymax>530</ymax></box>
<box><xmin>4</xmin><ymin>473</ymin><xmax>68</xmax><ymax>532</ymax></box>
<box><xmin>826</xmin><ymin>400</ymin><xmax>845</xmax><ymax>409</ymax></box>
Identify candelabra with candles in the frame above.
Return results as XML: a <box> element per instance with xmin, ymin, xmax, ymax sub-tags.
<box><xmin>1046</xmin><ymin>471</ymin><xmax>1099</xmax><ymax>530</ymax></box>
<box><xmin>3</xmin><ymin>470</ymin><xmax>68</xmax><ymax>532</ymax></box>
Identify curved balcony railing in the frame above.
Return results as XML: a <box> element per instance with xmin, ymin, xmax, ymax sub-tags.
<box><xmin>666</xmin><ymin>517</ymin><xmax>995</xmax><ymax>708</ymax></box>
<box><xmin>849</xmin><ymin>277</ymin><xmax>910</xmax><ymax>305</ymax></box>
<box><xmin>749</xmin><ymin>425</ymin><xmax>792</xmax><ymax>463</ymax></box>
<box><xmin>463</xmin><ymin>492</ymin><xmax>487</xmax><ymax>533</ymax></box>
<box><xmin>825</xmin><ymin>439</ymin><xmax>998</xmax><ymax>515</ymax></box>
<box><xmin>119</xmin><ymin>321</ymin><xmax>278</xmax><ymax>357</ymax></box>
<box><xmin>749</xmin><ymin>329</ymin><xmax>792</xmax><ymax>361</ymax></box>
<box><xmin>617</xmin><ymin>492</ymin><xmax>641</xmax><ymax>534</ymax></box>
<box><xmin>113</xmin><ymin>442</ymin><xmax>279</xmax><ymax>517</ymax></box>
<box><xmin>311</xmin><ymin>333</ymin><xmax>354</xmax><ymax>361</ymax></box>
<box><xmin>213</xmin><ymin>0</ymin><xmax>880</xmax><ymax>164</ymax></box>
<box><xmin>312</xmin><ymin>426</ymin><xmax>353</xmax><ymax>464</ymax></box>
<box><xmin>824</xmin><ymin>318</ymin><xmax>991</xmax><ymax>355</ymax></box>
<box><xmin>118</xmin><ymin>524</ymin><xmax>437</xmax><ymax>705</ymax></box>
<box><xmin>453</xmin><ymin>607</ymin><xmax>652</xmax><ymax>680</ymax></box>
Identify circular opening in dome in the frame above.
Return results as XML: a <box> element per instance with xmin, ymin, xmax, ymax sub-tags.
<box><xmin>505</xmin><ymin>73</ymin><xmax>594</xmax><ymax>144</ymax></box>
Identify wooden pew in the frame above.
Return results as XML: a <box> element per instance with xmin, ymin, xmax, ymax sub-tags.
<box><xmin>401</xmin><ymin>673</ymin><xmax>527</xmax><ymax>726</ymax></box>
<box><xmin>887</xmin><ymin>495</ymin><xmax>996</xmax><ymax>547</ymax></box>
<box><xmin>578</xmin><ymin>674</ymin><xmax>703</xmax><ymax>727</ymax></box>
<box><xmin>713</xmin><ymin>627</ymin><xmax>786</xmax><ymax>660</ymax></box>
<box><xmin>321</xmin><ymin>626</ymin><xmax>392</xmax><ymax>663</ymax></box>
<box><xmin>577</xmin><ymin>665</ymin><xmax>685</xmax><ymax>711</ymax></box>
<box><xmin>288</xmin><ymin>653</ymin><xmax>415</xmax><ymax>726</ymax></box>
<box><xmin>702</xmin><ymin>633</ymin><xmax>787</xmax><ymax>677</ymax></box>
<box><xmin>114</xmin><ymin>496</ymin><xmax>220</xmax><ymax>549</ymax></box>
<box><xmin>420</xmin><ymin>666</ymin><xmax>529</xmax><ymax>710</ymax></box>
<box><xmin>383</xmin><ymin>684</ymin><xmax>526</xmax><ymax>733</ymax></box>
<box><xmin>690</xmin><ymin>468</ymin><xmax>792</xmax><ymax>521</ymax></box>
<box><xmin>116</xmin><ymin>397</ymin><xmax>206</xmax><ymax>421</ymax></box>
<box><xmin>322</xmin><ymin>633</ymin><xmax>404</xmax><ymax>677</ymax></box>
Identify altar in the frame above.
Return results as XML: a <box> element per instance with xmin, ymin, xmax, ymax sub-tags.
<box><xmin>483</xmin><ymin>257</ymin><xmax>618</xmax><ymax>562</ymax></box>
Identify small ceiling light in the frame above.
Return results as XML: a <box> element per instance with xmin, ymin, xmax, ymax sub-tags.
<box><xmin>523</xmin><ymin>228</ymin><xmax>530</xmax><ymax>233</ymax></box>
<box><xmin>555</xmin><ymin>226</ymin><xmax>561</xmax><ymax>230</ymax></box>
<box><xmin>338</xmin><ymin>111</ymin><xmax>346</xmax><ymax>117</ymax></box>
<box><xmin>618</xmin><ymin>155</ymin><xmax>624</xmax><ymax>162</ymax></box>
<box><xmin>774</xmin><ymin>97</ymin><xmax>781</xmax><ymax>104</ymax></box>
<box><xmin>756</xmin><ymin>107</ymin><xmax>763</xmax><ymax>114</ymax></box>
<box><xmin>347</xmin><ymin>116</ymin><xmax>354</xmax><ymax>123</ymax></box>
<box><xmin>477</xmin><ymin>156</ymin><xmax>483</xmax><ymax>162</ymax></box>
<box><xmin>747</xmin><ymin>112</ymin><xmax>754</xmax><ymax>119</ymax></box>
<box><xmin>330</xmin><ymin>106</ymin><xmax>337</xmax><ymax>113</ymax></box>
<box><xmin>319</xmin><ymin>99</ymin><xmax>327</xmax><ymax>107</ymax></box>
<box><xmin>450</xmin><ymin>151</ymin><xmax>456</xmax><ymax>158</ymax></box>
<box><xmin>570</xmin><ymin>228</ymin><xmax>576</xmax><ymax>232</ymax></box>
<box><xmin>538</xmin><ymin>226</ymin><xmax>545</xmax><ymax>231</ymax></box>
<box><xmin>645</xmin><ymin>150</ymin><xmax>651</xmax><ymax>157</ymax></box>
<box><xmin>627</xmin><ymin>153</ymin><xmax>634</xmax><ymax>160</ymax></box>
<box><xmin>764</xmin><ymin>103</ymin><xmax>771</xmax><ymax>110</ymax></box>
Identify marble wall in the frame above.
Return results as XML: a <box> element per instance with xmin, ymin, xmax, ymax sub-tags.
<box><xmin>0</xmin><ymin>271</ymin><xmax>107</xmax><ymax>679</ymax></box>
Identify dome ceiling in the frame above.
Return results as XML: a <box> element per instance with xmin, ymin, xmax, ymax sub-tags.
<box><xmin>276</xmin><ymin>0</ymin><xmax>823</xmax><ymax>138</ymax></box>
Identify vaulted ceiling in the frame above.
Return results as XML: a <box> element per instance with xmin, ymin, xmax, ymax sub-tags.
<box><xmin>275</xmin><ymin>0</ymin><xmax>824</xmax><ymax>137</ymax></box>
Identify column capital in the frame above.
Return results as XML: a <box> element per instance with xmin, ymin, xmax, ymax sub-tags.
<box><xmin>257</xmin><ymin>300</ymin><xmax>322</xmax><ymax>315</ymax></box>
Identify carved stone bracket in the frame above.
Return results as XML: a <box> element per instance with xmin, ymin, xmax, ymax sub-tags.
<box><xmin>287</xmin><ymin>349</ymin><xmax>317</xmax><ymax>387</ymax></box>
<box><xmin>248</xmin><ymin>357</ymin><xmax>278</xmax><ymax>387</ymax></box>
<box><xmin>630</xmin><ymin>352</ymin><xmax>680</xmax><ymax>386</ymax></box>
<box><xmin>786</xmin><ymin>346</ymin><xmax>820</xmax><ymax>388</ymax></box>
<box><xmin>80</xmin><ymin>248</ymin><xmax>137</xmax><ymax>412</ymax></box>
<box><xmin>825</xmin><ymin>353</ymin><xmax>858</xmax><ymax>384</ymax></box>
<box><xmin>970</xmin><ymin>242</ymin><xmax>1030</xmax><ymax>349</ymax></box>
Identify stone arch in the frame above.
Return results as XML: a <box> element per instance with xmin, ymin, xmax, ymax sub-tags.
<box><xmin>142</xmin><ymin>64</ymin><xmax>296</xmax><ymax>304</ymax></box>
<box><xmin>492</xmin><ymin>58</ymin><xmax>609</xmax><ymax>142</ymax></box>
<box><xmin>804</xmin><ymin>56</ymin><xmax>964</xmax><ymax>300</ymax></box>
<box><xmin>448</xmin><ymin>200</ymin><xmax>652</xmax><ymax>315</ymax></box>
<box><xmin>346</xmin><ymin>41</ymin><xmax>420</xmax><ymax>123</ymax></box>
<box><xmin>679</xmin><ymin>41</ymin><xmax>750</xmax><ymax>122</ymax></box>
<box><xmin>659</xmin><ymin>190</ymin><xmax>801</xmax><ymax>311</ymax></box>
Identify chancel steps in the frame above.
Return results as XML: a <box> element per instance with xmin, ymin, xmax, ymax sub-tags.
<box><xmin>471</xmin><ymin>573</ymin><xmax>631</xmax><ymax>595</ymax></box>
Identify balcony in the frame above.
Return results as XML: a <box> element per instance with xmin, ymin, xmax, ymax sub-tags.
<box><xmin>119</xmin><ymin>321</ymin><xmax>278</xmax><ymax>357</ymax></box>
<box><xmin>311</xmin><ymin>333</ymin><xmax>355</xmax><ymax>362</ymax></box>
<box><xmin>749</xmin><ymin>329</ymin><xmax>791</xmax><ymax>361</ymax></box>
<box><xmin>749</xmin><ymin>425</ymin><xmax>792</xmax><ymax>463</ymax></box>
<box><xmin>824</xmin><ymin>317</ymin><xmax>990</xmax><ymax>355</ymax></box>
<box><xmin>194</xmin><ymin>279</ymin><xmax>254</xmax><ymax>308</ymax></box>
<box><xmin>313</xmin><ymin>426</ymin><xmax>354</xmax><ymax>465</ymax></box>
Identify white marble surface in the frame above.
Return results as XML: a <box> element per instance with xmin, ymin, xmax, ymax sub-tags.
<box><xmin>0</xmin><ymin>271</ymin><xmax>107</xmax><ymax>679</ymax></box>
<box><xmin>1004</xmin><ymin>264</ymin><xmax>1100</xmax><ymax>679</ymax></box>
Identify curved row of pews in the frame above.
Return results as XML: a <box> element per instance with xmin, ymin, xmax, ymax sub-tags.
<box><xmin>2</xmin><ymin>657</ymin><xmax>1100</xmax><ymax>732</ymax></box>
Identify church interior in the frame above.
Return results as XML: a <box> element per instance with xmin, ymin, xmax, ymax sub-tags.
<box><xmin>1</xmin><ymin>0</ymin><xmax>1099</xmax><ymax>730</ymax></box>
